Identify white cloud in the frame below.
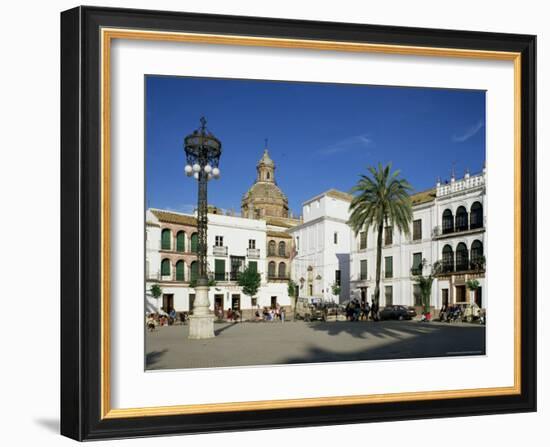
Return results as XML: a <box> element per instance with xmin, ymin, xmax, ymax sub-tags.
<box><xmin>452</xmin><ymin>120</ymin><xmax>484</xmax><ymax>143</ymax></box>
<box><xmin>319</xmin><ymin>134</ymin><xmax>373</xmax><ymax>156</ymax></box>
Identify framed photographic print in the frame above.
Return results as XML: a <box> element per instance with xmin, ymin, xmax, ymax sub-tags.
<box><xmin>60</xmin><ymin>6</ymin><xmax>536</xmax><ymax>441</ymax></box>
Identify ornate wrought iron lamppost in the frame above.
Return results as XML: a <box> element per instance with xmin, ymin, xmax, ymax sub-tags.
<box><xmin>184</xmin><ymin>117</ymin><xmax>222</xmax><ymax>339</ymax></box>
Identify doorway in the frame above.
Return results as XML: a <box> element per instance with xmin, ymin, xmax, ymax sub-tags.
<box><xmin>475</xmin><ymin>287</ymin><xmax>482</xmax><ymax>307</ymax></box>
<box><xmin>455</xmin><ymin>285</ymin><xmax>466</xmax><ymax>303</ymax></box>
<box><xmin>231</xmin><ymin>294</ymin><xmax>241</xmax><ymax>310</ymax></box>
<box><xmin>162</xmin><ymin>294</ymin><xmax>174</xmax><ymax>313</ymax></box>
<box><xmin>360</xmin><ymin>287</ymin><xmax>367</xmax><ymax>305</ymax></box>
<box><xmin>214</xmin><ymin>294</ymin><xmax>224</xmax><ymax>311</ymax></box>
<box><xmin>188</xmin><ymin>293</ymin><xmax>195</xmax><ymax>314</ymax></box>
<box><xmin>442</xmin><ymin>289</ymin><xmax>449</xmax><ymax>307</ymax></box>
<box><xmin>271</xmin><ymin>296</ymin><xmax>277</xmax><ymax>308</ymax></box>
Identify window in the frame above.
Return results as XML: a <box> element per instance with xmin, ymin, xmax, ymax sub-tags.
<box><xmin>248</xmin><ymin>239</ymin><xmax>256</xmax><ymax>249</ymax></box>
<box><xmin>278</xmin><ymin>262</ymin><xmax>287</xmax><ymax>278</ymax></box>
<box><xmin>175</xmin><ymin>260</ymin><xmax>185</xmax><ymax>281</ymax></box>
<box><xmin>333</xmin><ymin>232</ymin><xmax>338</xmax><ymax>244</ymax></box>
<box><xmin>268</xmin><ymin>240</ymin><xmax>276</xmax><ymax>256</ymax></box>
<box><xmin>190</xmin><ymin>233</ymin><xmax>198</xmax><ymax>253</ymax></box>
<box><xmin>296</xmin><ymin>236</ymin><xmax>300</xmax><ymax>251</ymax></box>
<box><xmin>176</xmin><ymin>231</ymin><xmax>185</xmax><ymax>252</ymax></box>
<box><xmin>412</xmin><ymin>252</ymin><xmax>423</xmax><ymax>275</ymax></box>
<box><xmin>251</xmin><ymin>298</ymin><xmax>258</xmax><ymax>307</ymax></box>
<box><xmin>413</xmin><ymin>219</ymin><xmax>422</xmax><ymax>241</ymax></box>
<box><xmin>385</xmin><ymin>286</ymin><xmax>393</xmax><ymax>306</ymax></box>
<box><xmin>230</xmin><ymin>256</ymin><xmax>245</xmax><ymax>281</ymax></box>
<box><xmin>360</xmin><ymin>260</ymin><xmax>368</xmax><ymax>280</ymax></box>
<box><xmin>455</xmin><ymin>206</ymin><xmax>468</xmax><ymax>232</ymax></box>
<box><xmin>268</xmin><ymin>261</ymin><xmax>276</xmax><ymax>278</ymax></box>
<box><xmin>214</xmin><ymin>259</ymin><xmax>226</xmax><ymax>281</ymax></box>
<box><xmin>470</xmin><ymin>202</ymin><xmax>483</xmax><ymax>229</ymax></box>
<box><xmin>335</xmin><ymin>270</ymin><xmax>341</xmax><ymax>286</ymax></box>
<box><xmin>278</xmin><ymin>241</ymin><xmax>286</xmax><ymax>257</ymax></box>
<box><xmin>385</xmin><ymin>256</ymin><xmax>393</xmax><ymax>278</ymax></box>
<box><xmin>308</xmin><ymin>284</ymin><xmax>313</xmax><ymax>296</ymax></box>
<box><xmin>190</xmin><ymin>261</ymin><xmax>198</xmax><ymax>282</ymax></box>
<box><xmin>442</xmin><ymin>245</ymin><xmax>454</xmax><ymax>272</ymax></box>
<box><xmin>215</xmin><ymin>235</ymin><xmax>224</xmax><ymax>247</ymax></box>
<box><xmin>161</xmin><ymin>259</ymin><xmax>171</xmax><ymax>277</ymax></box>
<box><xmin>442</xmin><ymin>209</ymin><xmax>454</xmax><ymax>234</ymax></box>
<box><xmin>456</xmin><ymin>242</ymin><xmax>469</xmax><ymax>271</ymax></box>
<box><xmin>359</xmin><ymin>231</ymin><xmax>367</xmax><ymax>249</ymax></box>
<box><xmin>413</xmin><ymin>284</ymin><xmax>422</xmax><ymax>307</ymax></box>
<box><xmin>248</xmin><ymin>261</ymin><xmax>257</xmax><ymax>273</ymax></box>
<box><xmin>384</xmin><ymin>226</ymin><xmax>393</xmax><ymax>245</ymax></box>
<box><xmin>471</xmin><ymin>240</ymin><xmax>484</xmax><ymax>269</ymax></box>
<box><xmin>161</xmin><ymin>229</ymin><xmax>171</xmax><ymax>250</ymax></box>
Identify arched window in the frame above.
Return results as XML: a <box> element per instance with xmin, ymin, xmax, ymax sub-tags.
<box><xmin>161</xmin><ymin>259</ymin><xmax>171</xmax><ymax>277</ymax></box>
<box><xmin>278</xmin><ymin>241</ymin><xmax>286</xmax><ymax>257</ymax></box>
<box><xmin>190</xmin><ymin>261</ymin><xmax>198</xmax><ymax>282</ymax></box>
<box><xmin>268</xmin><ymin>240</ymin><xmax>276</xmax><ymax>256</ymax></box>
<box><xmin>455</xmin><ymin>206</ymin><xmax>468</xmax><ymax>232</ymax></box>
<box><xmin>471</xmin><ymin>240</ymin><xmax>484</xmax><ymax>269</ymax></box>
<box><xmin>268</xmin><ymin>261</ymin><xmax>276</xmax><ymax>278</ymax></box>
<box><xmin>278</xmin><ymin>262</ymin><xmax>286</xmax><ymax>278</ymax></box>
<box><xmin>161</xmin><ymin>229</ymin><xmax>171</xmax><ymax>250</ymax></box>
<box><xmin>175</xmin><ymin>260</ymin><xmax>185</xmax><ymax>281</ymax></box>
<box><xmin>442</xmin><ymin>209</ymin><xmax>454</xmax><ymax>234</ymax></box>
<box><xmin>176</xmin><ymin>231</ymin><xmax>185</xmax><ymax>252</ymax></box>
<box><xmin>190</xmin><ymin>233</ymin><xmax>198</xmax><ymax>253</ymax></box>
<box><xmin>456</xmin><ymin>242</ymin><xmax>469</xmax><ymax>271</ymax></box>
<box><xmin>442</xmin><ymin>245</ymin><xmax>454</xmax><ymax>272</ymax></box>
<box><xmin>470</xmin><ymin>202</ymin><xmax>483</xmax><ymax>229</ymax></box>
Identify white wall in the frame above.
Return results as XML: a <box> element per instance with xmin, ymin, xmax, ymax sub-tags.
<box><xmin>2</xmin><ymin>1</ymin><xmax>546</xmax><ymax>447</ymax></box>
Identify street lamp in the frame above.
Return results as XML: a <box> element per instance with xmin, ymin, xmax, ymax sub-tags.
<box><xmin>184</xmin><ymin>117</ymin><xmax>222</xmax><ymax>339</ymax></box>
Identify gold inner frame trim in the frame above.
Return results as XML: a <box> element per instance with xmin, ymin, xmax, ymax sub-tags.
<box><xmin>100</xmin><ymin>27</ymin><xmax>522</xmax><ymax>419</ymax></box>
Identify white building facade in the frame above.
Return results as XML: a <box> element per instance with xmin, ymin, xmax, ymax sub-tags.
<box><xmin>289</xmin><ymin>190</ymin><xmax>353</xmax><ymax>303</ymax></box>
<box><xmin>145</xmin><ymin>209</ymin><xmax>291</xmax><ymax>317</ymax></box>
<box><xmin>350</xmin><ymin>170</ymin><xmax>486</xmax><ymax>310</ymax></box>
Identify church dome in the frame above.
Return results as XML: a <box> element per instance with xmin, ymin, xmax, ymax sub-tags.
<box><xmin>241</xmin><ymin>146</ymin><xmax>289</xmax><ymax>219</ymax></box>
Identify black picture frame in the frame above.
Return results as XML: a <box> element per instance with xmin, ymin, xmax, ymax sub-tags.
<box><xmin>61</xmin><ymin>5</ymin><xmax>536</xmax><ymax>441</ymax></box>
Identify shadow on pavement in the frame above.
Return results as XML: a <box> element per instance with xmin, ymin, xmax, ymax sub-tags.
<box><xmin>145</xmin><ymin>349</ymin><xmax>168</xmax><ymax>367</ymax></box>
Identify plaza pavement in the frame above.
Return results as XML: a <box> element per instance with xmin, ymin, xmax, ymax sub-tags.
<box><xmin>145</xmin><ymin>319</ymin><xmax>486</xmax><ymax>370</ymax></box>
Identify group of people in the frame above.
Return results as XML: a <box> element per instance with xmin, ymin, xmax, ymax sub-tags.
<box><xmin>145</xmin><ymin>309</ymin><xmax>187</xmax><ymax>331</ymax></box>
<box><xmin>438</xmin><ymin>304</ymin><xmax>463</xmax><ymax>323</ymax></box>
<box><xmin>255</xmin><ymin>305</ymin><xmax>285</xmax><ymax>322</ymax></box>
<box><xmin>345</xmin><ymin>299</ymin><xmax>380</xmax><ymax>322</ymax></box>
<box><xmin>214</xmin><ymin>305</ymin><xmax>242</xmax><ymax>323</ymax></box>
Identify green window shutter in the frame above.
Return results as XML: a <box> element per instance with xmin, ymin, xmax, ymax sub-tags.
<box><xmin>161</xmin><ymin>259</ymin><xmax>171</xmax><ymax>276</ymax></box>
<box><xmin>412</xmin><ymin>253</ymin><xmax>422</xmax><ymax>274</ymax></box>
<box><xmin>190</xmin><ymin>261</ymin><xmax>198</xmax><ymax>282</ymax></box>
<box><xmin>214</xmin><ymin>259</ymin><xmax>226</xmax><ymax>280</ymax></box>
<box><xmin>249</xmin><ymin>261</ymin><xmax>257</xmax><ymax>274</ymax></box>
<box><xmin>161</xmin><ymin>229</ymin><xmax>171</xmax><ymax>250</ymax></box>
<box><xmin>190</xmin><ymin>233</ymin><xmax>198</xmax><ymax>253</ymax></box>
<box><xmin>176</xmin><ymin>261</ymin><xmax>185</xmax><ymax>281</ymax></box>
<box><xmin>360</xmin><ymin>260</ymin><xmax>367</xmax><ymax>280</ymax></box>
<box><xmin>176</xmin><ymin>232</ymin><xmax>185</xmax><ymax>252</ymax></box>
<box><xmin>385</xmin><ymin>256</ymin><xmax>393</xmax><ymax>278</ymax></box>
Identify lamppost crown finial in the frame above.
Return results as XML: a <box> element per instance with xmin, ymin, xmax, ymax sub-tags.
<box><xmin>200</xmin><ymin>116</ymin><xmax>207</xmax><ymax>132</ymax></box>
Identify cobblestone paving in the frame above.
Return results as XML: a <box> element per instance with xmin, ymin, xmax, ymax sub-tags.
<box><xmin>145</xmin><ymin>320</ymin><xmax>486</xmax><ymax>370</ymax></box>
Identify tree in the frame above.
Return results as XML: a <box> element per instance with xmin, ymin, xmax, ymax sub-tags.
<box><xmin>287</xmin><ymin>280</ymin><xmax>298</xmax><ymax>298</ymax></box>
<box><xmin>150</xmin><ymin>284</ymin><xmax>162</xmax><ymax>299</ymax></box>
<box><xmin>348</xmin><ymin>163</ymin><xmax>413</xmax><ymax>306</ymax></box>
<box><xmin>331</xmin><ymin>282</ymin><xmax>341</xmax><ymax>297</ymax></box>
<box><xmin>238</xmin><ymin>265</ymin><xmax>261</xmax><ymax>303</ymax></box>
<box><xmin>466</xmin><ymin>279</ymin><xmax>480</xmax><ymax>304</ymax></box>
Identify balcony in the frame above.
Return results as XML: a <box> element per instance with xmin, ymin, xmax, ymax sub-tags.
<box><xmin>268</xmin><ymin>275</ymin><xmax>290</xmax><ymax>281</ymax></box>
<box><xmin>432</xmin><ymin>223</ymin><xmax>485</xmax><ymax>239</ymax></box>
<box><xmin>247</xmin><ymin>248</ymin><xmax>260</xmax><ymax>258</ymax></box>
<box><xmin>212</xmin><ymin>245</ymin><xmax>228</xmax><ymax>256</ymax></box>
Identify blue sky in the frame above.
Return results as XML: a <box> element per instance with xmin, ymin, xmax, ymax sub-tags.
<box><xmin>146</xmin><ymin>76</ymin><xmax>485</xmax><ymax>217</ymax></box>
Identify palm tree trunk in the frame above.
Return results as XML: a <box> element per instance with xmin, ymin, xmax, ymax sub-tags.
<box><xmin>374</xmin><ymin>220</ymin><xmax>384</xmax><ymax>307</ymax></box>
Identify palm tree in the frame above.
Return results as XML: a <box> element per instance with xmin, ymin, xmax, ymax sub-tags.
<box><xmin>348</xmin><ymin>163</ymin><xmax>413</xmax><ymax>306</ymax></box>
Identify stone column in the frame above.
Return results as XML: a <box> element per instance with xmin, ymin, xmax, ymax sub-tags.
<box><xmin>188</xmin><ymin>285</ymin><xmax>215</xmax><ymax>339</ymax></box>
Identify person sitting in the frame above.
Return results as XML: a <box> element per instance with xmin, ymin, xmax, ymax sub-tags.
<box><xmin>146</xmin><ymin>314</ymin><xmax>156</xmax><ymax>331</ymax></box>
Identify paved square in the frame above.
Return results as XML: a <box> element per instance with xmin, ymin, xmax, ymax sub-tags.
<box><xmin>146</xmin><ymin>320</ymin><xmax>486</xmax><ymax>370</ymax></box>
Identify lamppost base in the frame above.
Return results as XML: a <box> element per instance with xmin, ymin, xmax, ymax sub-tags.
<box><xmin>188</xmin><ymin>285</ymin><xmax>215</xmax><ymax>339</ymax></box>
<box><xmin>188</xmin><ymin>314</ymin><xmax>215</xmax><ymax>339</ymax></box>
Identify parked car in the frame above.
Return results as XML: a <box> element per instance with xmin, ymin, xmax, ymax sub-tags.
<box><xmin>379</xmin><ymin>305</ymin><xmax>417</xmax><ymax>321</ymax></box>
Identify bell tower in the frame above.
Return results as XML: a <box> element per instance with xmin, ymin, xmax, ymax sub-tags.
<box><xmin>257</xmin><ymin>141</ymin><xmax>275</xmax><ymax>183</ymax></box>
